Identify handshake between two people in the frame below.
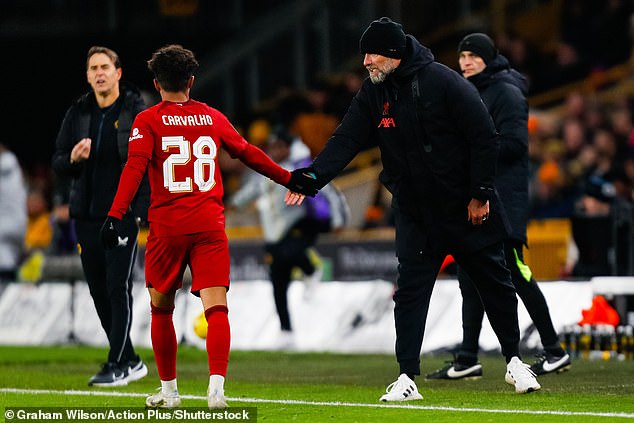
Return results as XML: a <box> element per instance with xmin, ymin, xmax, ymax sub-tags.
<box><xmin>284</xmin><ymin>167</ymin><xmax>320</xmax><ymax>206</ymax></box>
<box><xmin>99</xmin><ymin>167</ymin><xmax>321</xmax><ymax>250</ymax></box>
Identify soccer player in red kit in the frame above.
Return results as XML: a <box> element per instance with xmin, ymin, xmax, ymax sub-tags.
<box><xmin>100</xmin><ymin>44</ymin><xmax>312</xmax><ymax>409</ymax></box>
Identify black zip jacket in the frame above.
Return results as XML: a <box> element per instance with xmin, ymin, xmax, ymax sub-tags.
<box><xmin>52</xmin><ymin>82</ymin><xmax>150</xmax><ymax>221</ymax></box>
<box><xmin>467</xmin><ymin>54</ymin><xmax>529</xmax><ymax>244</ymax></box>
<box><xmin>312</xmin><ymin>35</ymin><xmax>510</xmax><ymax>254</ymax></box>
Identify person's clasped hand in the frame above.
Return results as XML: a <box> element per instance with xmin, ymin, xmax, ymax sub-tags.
<box><xmin>284</xmin><ymin>167</ymin><xmax>319</xmax><ymax>197</ymax></box>
<box><xmin>100</xmin><ymin>216</ymin><xmax>129</xmax><ymax>249</ymax></box>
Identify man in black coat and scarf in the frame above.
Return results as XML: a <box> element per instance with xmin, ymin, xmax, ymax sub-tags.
<box><xmin>426</xmin><ymin>33</ymin><xmax>571</xmax><ymax>381</ymax></box>
<box><xmin>285</xmin><ymin>18</ymin><xmax>541</xmax><ymax>400</ymax></box>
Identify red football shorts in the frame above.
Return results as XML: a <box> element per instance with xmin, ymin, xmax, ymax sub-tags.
<box><xmin>144</xmin><ymin>230</ymin><xmax>230</xmax><ymax>295</ymax></box>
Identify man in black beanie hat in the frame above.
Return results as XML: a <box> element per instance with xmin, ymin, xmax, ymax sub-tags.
<box><xmin>457</xmin><ymin>33</ymin><xmax>497</xmax><ymax>66</ymax></box>
<box><xmin>285</xmin><ymin>18</ymin><xmax>541</xmax><ymax>401</ymax></box>
<box><xmin>426</xmin><ymin>33</ymin><xmax>571</xmax><ymax>382</ymax></box>
<box><xmin>359</xmin><ymin>17</ymin><xmax>407</xmax><ymax>60</ymax></box>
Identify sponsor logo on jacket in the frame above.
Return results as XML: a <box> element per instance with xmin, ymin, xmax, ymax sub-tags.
<box><xmin>378</xmin><ymin>102</ymin><xmax>396</xmax><ymax>128</ymax></box>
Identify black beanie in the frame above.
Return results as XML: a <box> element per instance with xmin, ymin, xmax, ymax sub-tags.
<box><xmin>458</xmin><ymin>33</ymin><xmax>497</xmax><ymax>64</ymax></box>
<box><xmin>359</xmin><ymin>17</ymin><xmax>406</xmax><ymax>59</ymax></box>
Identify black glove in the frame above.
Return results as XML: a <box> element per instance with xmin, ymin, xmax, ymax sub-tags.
<box><xmin>285</xmin><ymin>167</ymin><xmax>319</xmax><ymax>197</ymax></box>
<box><xmin>100</xmin><ymin>216</ymin><xmax>128</xmax><ymax>250</ymax></box>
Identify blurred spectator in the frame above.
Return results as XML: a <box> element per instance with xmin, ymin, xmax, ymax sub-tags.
<box><xmin>24</xmin><ymin>188</ymin><xmax>53</xmax><ymax>252</ymax></box>
<box><xmin>50</xmin><ymin>204</ymin><xmax>77</xmax><ymax>255</ymax></box>
<box><xmin>495</xmin><ymin>31</ymin><xmax>543</xmax><ymax>90</ymax></box>
<box><xmin>592</xmin><ymin>128</ymin><xmax>619</xmax><ymax>176</ymax></box>
<box><xmin>18</xmin><ymin>188</ymin><xmax>52</xmax><ymax>283</ymax></box>
<box><xmin>561</xmin><ymin>118</ymin><xmax>587</xmax><ymax>160</ymax></box>
<box><xmin>563</xmin><ymin>91</ymin><xmax>586</xmax><ymax>120</ymax></box>
<box><xmin>247</xmin><ymin>118</ymin><xmax>272</xmax><ymax>147</ymax></box>
<box><xmin>229</xmin><ymin>128</ymin><xmax>348</xmax><ymax>347</ymax></box>
<box><xmin>583</xmin><ymin>99</ymin><xmax>608</xmax><ymax>137</ymax></box>
<box><xmin>530</xmin><ymin>154</ymin><xmax>578</xmax><ymax>219</ymax></box>
<box><xmin>566</xmin><ymin>175</ymin><xmax>617</xmax><ymax>277</ymax></box>
<box><xmin>0</xmin><ymin>142</ymin><xmax>27</xmax><ymax>282</ymax></box>
<box><xmin>287</xmin><ymin>80</ymin><xmax>341</xmax><ymax>158</ymax></box>
<box><xmin>608</xmin><ymin>105</ymin><xmax>633</xmax><ymax>157</ymax></box>
<box><xmin>553</xmin><ymin>0</ymin><xmax>593</xmax><ymax>83</ymax></box>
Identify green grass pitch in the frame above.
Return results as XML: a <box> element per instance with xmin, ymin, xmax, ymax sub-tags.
<box><xmin>1</xmin><ymin>345</ymin><xmax>633</xmax><ymax>422</ymax></box>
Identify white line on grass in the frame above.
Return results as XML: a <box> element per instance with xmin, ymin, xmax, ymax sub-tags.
<box><xmin>2</xmin><ymin>388</ymin><xmax>633</xmax><ymax>419</ymax></box>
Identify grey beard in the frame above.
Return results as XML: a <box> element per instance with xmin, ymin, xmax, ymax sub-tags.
<box><xmin>369</xmin><ymin>66</ymin><xmax>396</xmax><ymax>84</ymax></box>
<box><xmin>370</xmin><ymin>72</ymin><xmax>387</xmax><ymax>84</ymax></box>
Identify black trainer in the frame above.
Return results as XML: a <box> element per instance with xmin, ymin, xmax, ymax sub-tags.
<box><xmin>529</xmin><ymin>352</ymin><xmax>571</xmax><ymax>375</ymax></box>
<box><xmin>88</xmin><ymin>362</ymin><xmax>128</xmax><ymax>387</ymax></box>
<box><xmin>426</xmin><ymin>362</ymin><xmax>483</xmax><ymax>380</ymax></box>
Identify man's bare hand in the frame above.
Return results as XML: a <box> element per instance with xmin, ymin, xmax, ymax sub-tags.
<box><xmin>285</xmin><ymin>190</ymin><xmax>306</xmax><ymax>206</ymax></box>
<box><xmin>467</xmin><ymin>198</ymin><xmax>489</xmax><ymax>225</ymax></box>
<box><xmin>70</xmin><ymin>138</ymin><xmax>92</xmax><ymax>163</ymax></box>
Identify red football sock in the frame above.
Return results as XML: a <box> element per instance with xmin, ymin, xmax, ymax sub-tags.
<box><xmin>151</xmin><ymin>303</ymin><xmax>177</xmax><ymax>381</ymax></box>
<box><xmin>205</xmin><ymin>305</ymin><xmax>230</xmax><ymax>377</ymax></box>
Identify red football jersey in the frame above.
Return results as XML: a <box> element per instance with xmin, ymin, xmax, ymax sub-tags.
<box><xmin>109</xmin><ymin>99</ymin><xmax>290</xmax><ymax>236</ymax></box>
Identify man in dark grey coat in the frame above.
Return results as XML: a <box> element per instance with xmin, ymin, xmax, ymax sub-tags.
<box><xmin>285</xmin><ymin>18</ymin><xmax>541</xmax><ymax>400</ymax></box>
<box><xmin>426</xmin><ymin>33</ymin><xmax>571</xmax><ymax>381</ymax></box>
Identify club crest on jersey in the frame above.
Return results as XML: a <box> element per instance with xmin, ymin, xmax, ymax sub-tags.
<box><xmin>378</xmin><ymin>102</ymin><xmax>396</xmax><ymax>128</ymax></box>
<box><xmin>129</xmin><ymin>128</ymin><xmax>143</xmax><ymax>142</ymax></box>
<box><xmin>382</xmin><ymin>102</ymin><xmax>390</xmax><ymax>115</ymax></box>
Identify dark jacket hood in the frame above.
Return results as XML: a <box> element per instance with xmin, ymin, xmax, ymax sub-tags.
<box><xmin>468</xmin><ymin>54</ymin><xmax>528</xmax><ymax>95</ymax></box>
<box><xmin>391</xmin><ymin>35</ymin><xmax>434</xmax><ymax>80</ymax></box>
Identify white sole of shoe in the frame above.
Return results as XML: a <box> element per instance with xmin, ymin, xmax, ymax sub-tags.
<box><xmin>208</xmin><ymin>397</ymin><xmax>228</xmax><ymax>409</ymax></box>
<box><xmin>505</xmin><ymin>375</ymin><xmax>541</xmax><ymax>393</ymax></box>
<box><xmin>91</xmin><ymin>379</ymin><xmax>128</xmax><ymax>387</ymax></box>
<box><xmin>145</xmin><ymin>399</ymin><xmax>181</xmax><ymax>409</ymax></box>
<box><xmin>379</xmin><ymin>393</ymin><xmax>423</xmax><ymax>402</ymax></box>
<box><xmin>515</xmin><ymin>384</ymin><xmax>541</xmax><ymax>394</ymax></box>
<box><xmin>126</xmin><ymin>364</ymin><xmax>148</xmax><ymax>383</ymax></box>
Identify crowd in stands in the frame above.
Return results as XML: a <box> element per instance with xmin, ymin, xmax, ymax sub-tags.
<box><xmin>2</xmin><ymin>2</ymin><xmax>634</xmax><ymax>282</ymax></box>
<box><xmin>529</xmin><ymin>90</ymin><xmax>634</xmax><ymax>219</ymax></box>
<box><xmin>497</xmin><ymin>0</ymin><xmax>633</xmax><ymax>95</ymax></box>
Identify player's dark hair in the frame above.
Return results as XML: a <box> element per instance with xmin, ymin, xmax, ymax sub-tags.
<box><xmin>147</xmin><ymin>44</ymin><xmax>199</xmax><ymax>92</ymax></box>
<box><xmin>86</xmin><ymin>46</ymin><xmax>121</xmax><ymax>69</ymax></box>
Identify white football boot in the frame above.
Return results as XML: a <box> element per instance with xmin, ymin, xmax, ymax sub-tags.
<box><xmin>505</xmin><ymin>356</ymin><xmax>541</xmax><ymax>393</ymax></box>
<box><xmin>379</xmin><ymin>373</ymin><xmax>423</xmax><ymax>402</ymax></box>
<box><xmin>208</xmin><ymin>374</ymin><xmax>228</xmax><ymax>409</ymax></box>
<box><xmin>145</xmin><ymin>388</ymin><xmax>181</xmax><ymax>408</ymax></box>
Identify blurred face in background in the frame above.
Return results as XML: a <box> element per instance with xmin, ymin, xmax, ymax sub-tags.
<box><xmin>562</xmin><ymin>119</ymin><xmax>586</xmax><ymax>154</ymax></box>
<box><xmin>267</xmin><ymin>139</ymin><xmax>291</xmax><ymax>163</ymax></box>
<box><xmin>459</xmin><ymin>51</ymin><xmax>487</xmax><ymax>78</ymax></box>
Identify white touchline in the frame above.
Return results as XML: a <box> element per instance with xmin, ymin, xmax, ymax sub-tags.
<box><xmin>1</xmin><ymin>388</ymin><xmax>633</xmax><ymax>419</ymax></box>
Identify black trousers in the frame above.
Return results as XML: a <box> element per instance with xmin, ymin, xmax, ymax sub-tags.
<box><xmin>265</xmin><ymin>218</ymin><xmax>326</xmax><ymax>331</ymax></box>
<box><xmin>75</xmin><ymin>215</ymin><xmax>139</xmax><ymax>365</ymax></box>
<box><xmin>393</xmin><ymin>211</ymin><xmax>520</xmax><ymax>377</ymax></box>
<box><xmin>457</xmin><ymin>240</ymin><xmax>561</xmax><ymax>362</ymax></box>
